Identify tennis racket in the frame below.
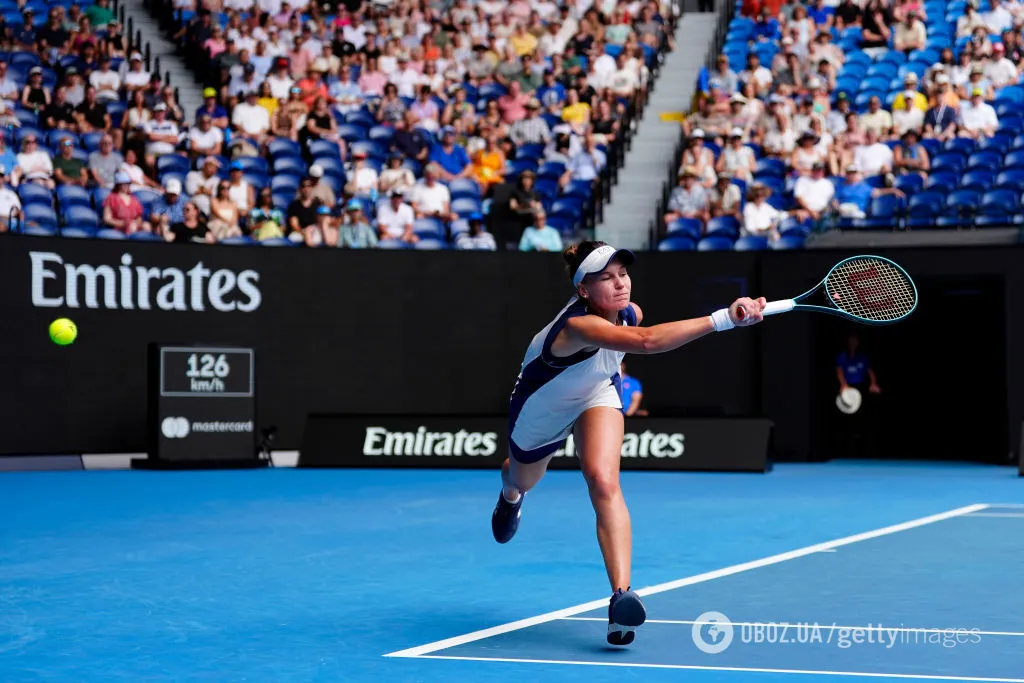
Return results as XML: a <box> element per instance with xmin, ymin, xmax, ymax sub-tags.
<box><xmin>738</xmin><ymin>255</ymin><xmax>918</xmax><ymax>325</ymax></box>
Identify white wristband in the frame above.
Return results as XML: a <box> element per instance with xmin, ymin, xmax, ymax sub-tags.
<box><xmin>710</xmin><ymin>308</ymin><xmax>735</xmax><ymax>332</ymax></box>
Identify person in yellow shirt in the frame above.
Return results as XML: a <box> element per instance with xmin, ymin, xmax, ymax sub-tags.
<box><xmin>509</xmin><ymin>24</ymin><xmax>538</xmax><ymax>57</ymax></box>
<box><xmin>890</xmin><ymin>73</ymin><xmax>929</xmax><ymax>113</ymax></box>
<box><xmin>561</xmin><ymin>88</ymin><xmax>591</xmax><ymax>129</ymax></box>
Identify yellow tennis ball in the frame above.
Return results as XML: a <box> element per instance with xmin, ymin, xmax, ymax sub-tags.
<box><xmin>49</xmin><ymin>318</ymin><xmax>78</xmax><ymax>346</ymax></box>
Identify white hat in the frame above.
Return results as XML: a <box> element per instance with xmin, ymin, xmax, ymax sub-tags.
<box><xmin>572</xmin><ymin>244</ymin><xmax>636</xmax><ymax>288</ymax></box>
<box><xmin>165</xmin><ymin>178</ymin><xmax>182</xmax><ymax>194</ymax></box>
<box><xmin>836</xmin><ymin>387</ymin><xmax>862</xmax><ymax>414</ymax></box>
<box><xmin>309</xmin><ymin>163</ymin><xmax>324</xmax><ymax>178</ymax></box>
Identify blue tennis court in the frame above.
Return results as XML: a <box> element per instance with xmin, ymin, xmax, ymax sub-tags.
<box><xmin>1</xmin><ymin>461</ymin><xmax>1021</xmax><ymax>682</ymax></box>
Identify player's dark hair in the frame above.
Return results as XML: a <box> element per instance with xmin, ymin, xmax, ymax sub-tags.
<box><xmin>563</xmin><ymin>241</ymin><xmax>609</xmax><ymax>283</ymax></box>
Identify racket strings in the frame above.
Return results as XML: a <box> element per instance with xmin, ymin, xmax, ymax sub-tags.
<box><xmin>826</xmin><ymin>258</ymin><xmax>916</xmax><ymax>322</ymax></box>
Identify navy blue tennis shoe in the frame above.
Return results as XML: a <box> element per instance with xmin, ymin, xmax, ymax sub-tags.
<box><xmin>607</xmin><ymin>588</ymin><xmax>646</xmax><ymax>645</ymax></box>
<box><xmin>491</xmin><ymin>491</ymin><xmax>524</xmax><ymax>544</ymax></box>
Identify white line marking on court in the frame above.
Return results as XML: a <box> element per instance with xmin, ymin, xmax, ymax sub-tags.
<box><xmin>384</xmin><ymin>503</ymin><xmax>988</xmax><ymax>658</ymax></box>
<box><xmin>964</xmin><ymin>513</ymin><xmax>1024</xmax><ymax>518</ymax></box>
<box><xmin>816</xmin><ymin>548</ymin><xmax>838</xmax><ymax>553</ymax></box>
<box><xmin>414</xmin><ymin>655</ymin><xmax>1024</xmax><ymax>682</ymax></box>
<box><xmin>559</xmin><ymin>618</ymin><xmax>1024</xmax><ymax>637</ymax></box>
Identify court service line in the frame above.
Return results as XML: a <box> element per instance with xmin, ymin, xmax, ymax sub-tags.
<box><xmin>384</xmin><ymin>503</ymin><xmax>988</xmax><ymax>658</ymax></box>
<box><xmin>414</xmin><ymin>655</ymin><xmax>1024</xmax><ymax>682</ymax></box>
<box><xmin>560</xmin><ymin>618</ymin><xmax>1024</xmax><ymax>638</ymax></box>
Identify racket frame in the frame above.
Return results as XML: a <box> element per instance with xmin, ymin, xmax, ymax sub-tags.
<box><xmin>753</xmin><ymin>255</ymin><xmax>918</xmax><ymax>325</ymax></box>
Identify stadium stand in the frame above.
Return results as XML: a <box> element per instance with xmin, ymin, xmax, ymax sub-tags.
<box><xmin>0</xmin><ymin>0</ymin><xmax>679</xmax><ymax>249</ymax></box>
<box><xmin>657</xmin><ymin>0</ymin><xmax>1024</xmax><ymax>251</ymax></box>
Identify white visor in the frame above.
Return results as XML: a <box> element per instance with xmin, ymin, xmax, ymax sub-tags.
<box><xmin>572</xmin><ymin>245</ymin><xmax>636</xmax><ymax>288</ymax></box>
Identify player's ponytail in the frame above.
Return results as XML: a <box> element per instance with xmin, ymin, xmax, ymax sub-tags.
<box><xmin>563</xmin><ymin>241</ymin><xmax>608</xmax><ymax>284</ymax></box>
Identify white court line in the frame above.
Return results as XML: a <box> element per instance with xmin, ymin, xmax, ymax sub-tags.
<box><xmin>414</xmin><ymin>655</ymin><xmax>1024</xmax><ymax>682</ymax></box>
<box><xmin>964</xmin><ymin>513</ymin><xmax>1024</xmax><ymax>519</ymax></box>
<box><xmin>560</xmin><ymin>618</ymin><xmax>1024</xmax><ymax>637</ymax></box>
<box><xmin>384</xmin><ymin>503</ymin><xmax>987</xmax><ymax>658</ymax></box>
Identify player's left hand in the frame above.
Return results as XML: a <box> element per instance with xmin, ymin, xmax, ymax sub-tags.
<box><xmin>731</xmin><ymin>297</ymin><xmax>767</xmax><ymax>326</ymax></box>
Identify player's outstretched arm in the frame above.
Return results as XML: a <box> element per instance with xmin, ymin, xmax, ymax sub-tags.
<box><xmin>562</xmin><ymin>297</ymin><xmax>767</xmax><ymax>355</ymax></box>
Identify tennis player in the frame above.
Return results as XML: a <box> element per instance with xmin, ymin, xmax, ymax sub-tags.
<box><xmin>492</xmin><ymin>241</ymin><xmax>766</xmax><ymax>645</ymax></box>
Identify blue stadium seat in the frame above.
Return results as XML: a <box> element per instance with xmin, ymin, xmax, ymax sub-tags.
<box><xmin>57</xmin><ymin>185</ymin><xmax>91</xmax><ymax>208</ymax></box>
<box><xmin>260</xmin><ymin>237</ymin><xmax>300</xmax><ymax>246</ymax></box>
<box><xmin>23</xmin><ymin>204</ymin><xmax>57</xmax><ymax>227</ymax></box>
<box><xmin>414</xmin><ymin>238</ymin><xmax>448</xmax><ymax>250</ymax></box>
<box><xmin>273</xmin><ymin>156</ymin><xmax>307</xmax><ymax>175</ymax></box>
<box><xmin>754</xmin><ymin>158</ymin><xmax>785</xmax><ymax>177</ymax></box>
<box><xmin>697</xmin><ymin>235</ymin><xmax>735</xmax><ymax>251</ymax></box>
<box><xmin>965</xmin><ymin>151</ymin><xmax>1002</xmax><ymax>173</ymax></box>
<box><xmin>451</xmin><ymin>197</ymin><xmax>482</xmax><ymax>216</ymax></box>
<box><xmin>81</xmin><ymin>132</ymin><xmax>105</xmax><ymax>152</ymax></box>
<box><xmin>944</xmin><ymin>189</ymin><xmax>981</xmax><ymax>216</ymax></box>
<box><xmin>537</xmin><ymin>162</ymin><xmax>566</xmax><ymax>181</ymax></box>
<box><xmin>20</xmin><ymin>224</ymin><xmax>58</xmax><ymax>237</ymax></box>
<box><xmin>517</xmin><ymin>144</ymin><xmax>545</xmax><ymax>161</ymax></box>
<box><xmin>959</xmin><ymin>170</ymin><xmax>994</xmax><ymax>192</ymax></box>
<box><xmin>893</xmin><ymin>174</ymin><xmax>923</xmax><ymax>196</ymax></box>
<box><xmin>377</xmin><ymin>239</ymin><xmax>411</xmax><ymax>249</ymax></box>
<box><xmin>62</xmin><ymin>205</ymin><xmax>100</xmax><ymax>227</ymax></box>
<box><xmin>978</xmin><ymin>134</ymin><xmax>1012</xmax><ymax>154</ymax></box>
<box><xmin>232</xmin><ymin>157</ymin><xmax>269</xmax><ymax>174</ymax></box>
<box><xmin>133</xmin><ymin>190</ymin><xmax>161</xmax><ymax>214</ymax></box>
<box><xmin>60</xmin><ymin>226</ymin><xmax>98</xmax><ymax>238</ymax></box>
<box><xmin>994</xmin><ymin>169</ymin><xmax>1024</xmax><ymax>191</ymax></box>
<box><xmin>156</xmin><ymin>155</ymin><xmax>190</xmax><ymax>176</ymax></box>
<box><xmin>349</xmin><ymin>140</ymin><xmax>387</xmax><ymax>160</ymax></box>
<box><xmin>96</xmin><ymin>228</ymin><xmax>126</xmax><ymax>240</ymax></box>
<box><xmin>923</xmin><ymin>171</ymin><xmax>959</xmax><ymax>194</ymax></box>
<box><xmin>129</xmin><ymin>231</ymin><xmax>164</xmax><ymax>241</ymax></box>
<box><xmin>773</xmin><ymin>233</ymin><xmax>806</xmax><ymax>249</ymax></box>
<box><xmin>977</xmin><ymin>189</ymin><xmax>1019</xmax><ymax>219</ymax></box>
<box><xmin>308</xmin><ymin>139</ymin><xmax>343</xmax><ymax>159</ymax></box>
<box><xmin>666</xmin><ymin>218</ymin><xmax>702</xmax><ymax>240</ymax></box>
<box><xmin>778</xmin><ymin>216</ymin><xmax>811</xmax><ymax>237</ymax></box>
<box><xmin>705</xmin><ymin>215</ymin><xmax>740</xmax><ymax>238</ymax></box>
<box><xmin>931</xmin><ymin>154</ymin><xmax>966</xmax><ymax>174</ymax></box>
<box><xmin>313</xmin><ymin>156</ymin><xmax>345</xmax><ymax>177</ymax></box>
<box><xmin>657</xmin><ymin>236</ymin><xmax>696</xmax><ymax>251</ymax></box>
<box><xmin>271</xmin><ymin>190</ymin><xmax>294</xmax><ymax>211</ymax></box>
<box><xmin>734</xmin><ymin>235</ymin><xmax>769</xmax><ymax>250</ymax></box>
<box><xmin>219</xmin><ymin>236</ymin><xmax>255</xmax><ymax>245</ymax></box>
<box><xmin>368</xmin><ymin>126</ymin><xmax>395</xmax><ymax>144</ymax></box>
<box><xmin>413</xmin><ymin>217</ymin><xmax>445</xmax><ymax>240</ymax></box>
<box><xmin>268</xmin><ymin>138</ymin><xmax>303</xmax><ymax>159</ymax></box>
<box><xmin>270</xmin><ymin>170</ymin><xmax>301</xmax><ymax>189</ymax></box>
<box><xmin>18</xmin><ymin>183</ymin><xmax>53</xmax><ymax>206</ymax></box>
<box><xmin>448</xmin><ymin>178</ymin><xmax>482</xmax><ymax>198</ymax></box>
<box><xmin>1003</xmin><ymin>150</ymin><xmax>1024</xmax><ymax>170</ymax></box>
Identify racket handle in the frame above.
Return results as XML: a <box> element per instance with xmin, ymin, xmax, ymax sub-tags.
<box><xmin>736</xmin><ymin>299</ymin><xmax>795</xmax><ymax>320</ymax></box>
<box><xmin>764</xmin><ymin>300</ymin><xmax>796</xmax><ymax>316</ymax></box>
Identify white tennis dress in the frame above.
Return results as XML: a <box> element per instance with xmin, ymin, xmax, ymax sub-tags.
<box><xmin>507</xmin><ymin>296</ymin><xmax>638</xmax><ymax>462</ymax></box>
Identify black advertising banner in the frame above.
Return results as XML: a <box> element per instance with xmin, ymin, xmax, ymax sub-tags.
<box><xmin>147</xmin><ymin>344</ymin><xmax>257</xmax><ymax>462</ymax></box>
<box><xmin>298</xmin><ymin>415</ymin><xmax>773</xmax><ymax>472</ymax></box>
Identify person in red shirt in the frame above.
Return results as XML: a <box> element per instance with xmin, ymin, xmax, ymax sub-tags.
<box><xmin>296</xmin><ymin>60</ymin><xmax>330</xmax><ymax>109</ymax></box>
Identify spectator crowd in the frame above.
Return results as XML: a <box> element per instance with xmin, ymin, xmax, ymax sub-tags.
<box><xmin>663</xmin><ymin>0</ymin><xmax>1024</xmax><ymax>251</ymax></box>
<box><xmin>0</xmin><ymin>0</ymin><xmax>676</xmax><ymax>251</ymax></box>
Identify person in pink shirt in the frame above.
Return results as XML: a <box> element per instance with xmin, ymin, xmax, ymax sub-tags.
<box><xmin>358</xmin><ymin>57</ymin><xmax>388</xmax><ymax>97</ymax></box>
<box><xmin>286</xmin><ymin>37</ymin><xmax>312</xmax><ymax>78</ymax></box>
<box><xmin>204</xmin><ymin>25</ymin><xmax>226</xmax><ymax>58</ymax></box>
<box><xmin>102</xmin><ymin>172</ymin><xmax>145</xmax><ymax>234</ymax></box>
<box><xmin>497</xmin><ymin>81</ymin><xmax>529</xmax><ymax>124</ymax></box>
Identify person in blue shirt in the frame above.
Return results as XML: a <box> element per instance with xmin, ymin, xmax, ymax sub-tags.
<box><xmin>835</xmin><ymin>333</ymin><xmax>882</xmax><ymax>458</ymax></box>
<box><xmin>518</xmin><ymin>209</ymin><xmax>563</xmax><ymax>252</ymax></box>
<box><xmin>428</xmin><ymin>126</ymin><xmax>471</xmax><ymax>182</ymax></box>
<box><xmin>833</xmin><ymin>166</ymin><xmax>904</xmax><ymax>220</ymax></box>
<box><xmin>836</xmin><ymin>333</ymin><xmax>881</xmax><ymax>396</ymax></box>
<box><xmin>619</xmin><ymin>361</ymin><xmax>648</xmax><ymax>416</ymax></box>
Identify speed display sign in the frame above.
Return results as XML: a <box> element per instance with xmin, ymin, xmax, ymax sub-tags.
<box><xmin>146</xmin><ymin>345</ymin><xmax>258</xmax><ymax>466</ymax></box>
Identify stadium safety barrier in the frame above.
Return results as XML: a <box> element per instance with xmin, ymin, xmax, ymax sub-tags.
<box><xmin>1</xmin><ymin>235</ymin><xmax>1021</xmax><ymax>465</ymax></box>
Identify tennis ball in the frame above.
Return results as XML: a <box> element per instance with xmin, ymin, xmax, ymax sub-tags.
<box><xmin>49</xmin><ymin>318</ymin><xmax>78</xmax><ymax>346</ymax></box>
